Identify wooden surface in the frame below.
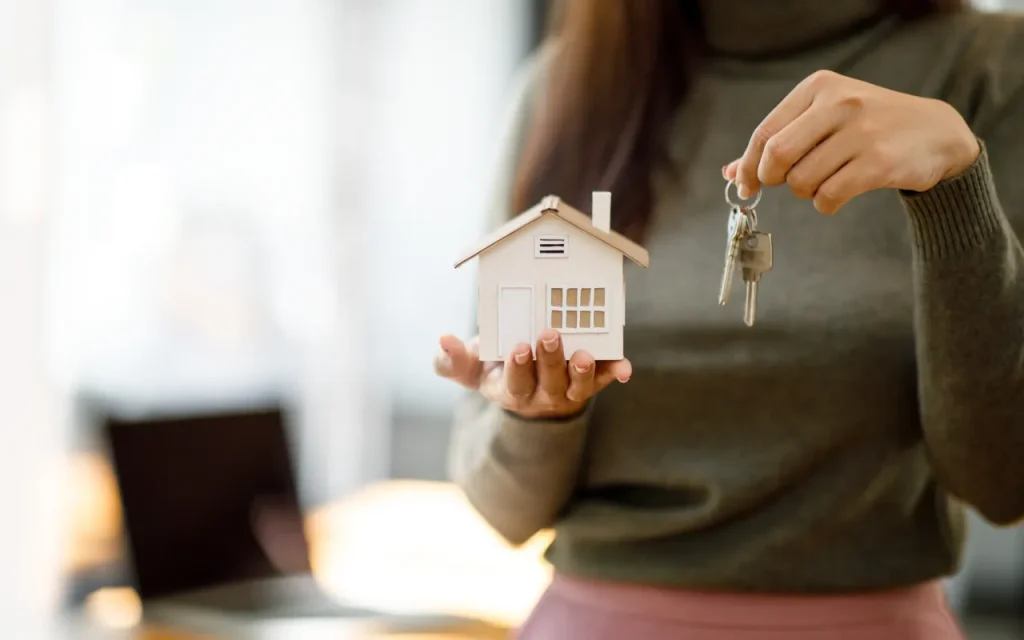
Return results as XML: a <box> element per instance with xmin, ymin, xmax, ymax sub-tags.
<box><xmin>64</xmin><ymin>622</ymin><xmax>503</xmax><ymax>634</ymax></box>
<box><xmin>64</xmin><ymin>616</ymin><xmax>510</xmax><ymax>639</ymax></box>
<box><xmin>69</xmin><ymin>622</ymin><xmax>508</xmax><ymax>639</ymax></box>
<box><xmin>130</xmin><ymin>629</ymin><xmax>216</xmax><ymax>640</ymax></box>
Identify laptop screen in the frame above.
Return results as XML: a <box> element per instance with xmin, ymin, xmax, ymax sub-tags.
<box><xmin>104</xmin><ymin>406</ymin><xmax>311</xmax><ymax>600</ymax></box>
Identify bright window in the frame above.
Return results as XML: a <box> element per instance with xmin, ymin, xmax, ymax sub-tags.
<box><xmin>548</xmin><ymin>286</ymin><xmax>607</xmax><ymax>333</ymax></box>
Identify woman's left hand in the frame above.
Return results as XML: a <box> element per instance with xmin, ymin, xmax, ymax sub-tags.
<box><xmin>723</xmin><ymin>70</ymin><xmax>981</xmax><ymax>214</ymax></box>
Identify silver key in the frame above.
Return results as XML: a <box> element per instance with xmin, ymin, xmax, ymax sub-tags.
<box><xmin>738</xmin><ymin>231</ymin><xmax>773</xmax><ymax>327</ymax></box>
<box><xmin>718</xmin><ymin>207</ymin><xmax>748</xmax><ymax>305</ymax></box>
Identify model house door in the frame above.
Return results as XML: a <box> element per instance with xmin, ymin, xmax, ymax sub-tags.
<box><xmin>498</xmin><ymin>286</ymin><xmax>533</xmax><ymax>358</ymax></box>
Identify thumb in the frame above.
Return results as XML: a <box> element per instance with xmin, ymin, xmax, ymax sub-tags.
<box><xmin>435</xmin><ymin>334</ymin><xmax>483</xmax><ymax>389</ymax></box>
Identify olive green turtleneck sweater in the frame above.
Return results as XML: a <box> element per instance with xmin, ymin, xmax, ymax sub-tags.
<box><xmin>447</xmin><ymin>0</ymin><xmax>1024</xmax><ymax>592</ymax></box>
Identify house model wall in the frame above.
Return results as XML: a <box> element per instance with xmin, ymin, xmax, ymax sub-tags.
<box><xmin>455</xmin><ymin>192</ymin><xmax>649</xmax><ymax>362</ymax></box>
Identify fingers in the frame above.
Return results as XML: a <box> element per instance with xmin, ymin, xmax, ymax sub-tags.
<box><xmin>725</xmin><ymin>127</ymin><xmax>862</xmax><ymax>212</ymax></box>
<box><xmin>812</xmin><ymin>156</ymin><xmax>882</xmax><ymax>215</ymax></box>
<box><xmin>756</xmin><ymin>105</ymin><xmax>845</xmax><ymax>187</ymax></box>
<box><xmin>535</xmin><ymin>330</ymin><xmax>569</xmax><ymax>398</ymax></box>
<box><xmin>439</xmin><ymin>330</ymin><xmax>632</xmax><ymax>419</ymax></box>
<box><xmin>504</xmin><ymin>342</ymin><xmax>537</xmax><ymax>399</ymax></box>
<box><xmin>735</xmin><ymin>74</ymin><xmax>818</xmax><ymax>199</ymax></box>
<box><xmin>565</xmin><ymin>351</ymin><xmax>596</xmax><ymax>403</ymax></box>
<box><xmin>434</xmin><ymin>335</ymin><xmax>483</xmax><ymax>389</ymax></box>
<box><xmin>735</xmin><ymin>69</ymin><xmax>861</xmax><ymax>199</ymax></box>
<box><xmin>785</xmin><ymin>126</ymin><xmax>858</xmax><ymax>202</ymax></box>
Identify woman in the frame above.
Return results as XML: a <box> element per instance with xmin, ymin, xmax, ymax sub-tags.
<box><xmin>435</xmin><ymin>0</ymin><xmax>1024</xmax><ymax>637</ymax></box>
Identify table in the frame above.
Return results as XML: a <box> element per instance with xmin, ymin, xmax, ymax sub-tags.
<box><xmin>64</xmin><ymin>455</ymin><xmax>550</xmax><ymax>638</ymax></box>
<box><xmin>64</xmin><ymin>616</ymin><xmax>510</xmax><ymax>639</ymax></box>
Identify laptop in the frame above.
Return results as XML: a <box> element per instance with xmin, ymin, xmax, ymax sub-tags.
<box><xmin>102</xmin><ymin>405</ymin><xmax>471</xmax><ymax>638</ymax></box>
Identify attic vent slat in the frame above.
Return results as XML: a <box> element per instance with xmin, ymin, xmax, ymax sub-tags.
<box><xmin>535</xmin><ymin>235</ymin><xmax>568</xmax><ymax>258</ymax></box>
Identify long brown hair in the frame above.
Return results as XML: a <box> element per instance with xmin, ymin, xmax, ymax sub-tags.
<box><xmin>511</xmin><ymin>0</ymin><xmax>967</xmax><ymax>241</ymax></box>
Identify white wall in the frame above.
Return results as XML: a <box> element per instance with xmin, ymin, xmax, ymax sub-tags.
<box><xmin>362</xmin><ymin>0</ymin><xmax>529</xmax><ymax>416</ymax></box>
<box><xmin>45</xmin><ymin>0</ymin><xmax>531</xmax><ymax>500</ymax></box>
<box><xmin>0</xmin><ymin>0</ymin><xmax>65</xmax><ymax>635</ymax></box>
<box><xmin>48</xmin><ymin>0</ymin><xmax>376</xmax><ymax>504</ymax></box>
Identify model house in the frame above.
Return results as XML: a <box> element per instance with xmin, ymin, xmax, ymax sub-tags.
<box><xmin>455</xmin><ymin>192</ymin><xmax>649</xmax><ymax>361</ymax></box>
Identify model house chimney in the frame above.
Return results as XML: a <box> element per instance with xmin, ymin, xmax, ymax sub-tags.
<box><xmin>592</xmin><ymin>191</ymin><xmax>611</xmax><ymax>232</ymax></box>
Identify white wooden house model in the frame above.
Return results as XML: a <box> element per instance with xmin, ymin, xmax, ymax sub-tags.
<box><xmin>455</xmin><ymin>192</ymin><xmax>649</xmax><ymax>361</ymax></box>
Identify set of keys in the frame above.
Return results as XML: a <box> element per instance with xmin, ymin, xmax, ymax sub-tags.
<box><xmin>719</xmin><ymin>179</ymin><xmax>773</xmax><ymax>327</ymax></box>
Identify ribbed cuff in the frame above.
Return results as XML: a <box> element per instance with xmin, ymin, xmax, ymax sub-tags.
<box><xmin>900</xmin><ymin>141</ymin><xmax>1004</xmax><ymax>261</ymax></box>
<box><xmin>495</xmin><ymin>402</ymin><xmax>591</xmax><ymax>458</ymax></box>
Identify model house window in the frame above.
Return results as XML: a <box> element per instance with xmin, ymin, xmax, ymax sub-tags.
<box><xmin>535</xmin><ymin>235</ymin><xmax>568</xmax><ymax>258</ymax></box>
<box><xmin>549</xmin><ymin>287</ymin><xmax>607</xmax><ymax>332</ymax></box>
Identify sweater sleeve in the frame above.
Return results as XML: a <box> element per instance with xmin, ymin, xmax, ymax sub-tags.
<box><xmin>898</xmin><ymin>14</ymin><xmax>1024</xmax><ymax>526</ymax></box>
<box><xmin>448</xmin><ymin>394</ymin><xmax>591</xmax><ymax>545</ymax></box>
<box><xmin>445</xmin><ymin>44</ymin><xmax>590</xmax><ymax>546</ymax></box>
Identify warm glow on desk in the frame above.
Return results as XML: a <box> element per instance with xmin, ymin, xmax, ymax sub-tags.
<box><xmin>66</xmin><ymin>454</ymin><xmax>552</xmax><ymax>631</ymax></box>
<box><xmin>308</xmin><ymin>480</ymin><xmax>553</xmax><ymax>629</ymax></box>
<box><xmin>65</xmin><ymin>453</ymin><xmax>123</xmax><ymax>572</ymax></box>
<box><xmin>84</xmin><ymin>587</ymin><xmax>143</xmax><ymax>629</ymax></box>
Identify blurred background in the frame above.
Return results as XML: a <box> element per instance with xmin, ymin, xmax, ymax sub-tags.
<box><xmin>0</xmin><ymin>0</ymin><xmax>1021</xmax><ymax>637</ymax></box>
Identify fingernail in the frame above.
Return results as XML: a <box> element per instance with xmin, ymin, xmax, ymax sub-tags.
<box><xmin>541</xmin><ymin>334</ymin><xmax>559</xmax><ymax>353</ymax></box>
<box><xmin>738</xmin><ymin>184</ymin><xmax>752</xmax><ymax>199</ymax></box>
<box><xmin>617</xmin><ymin>375</ymin><xmax>630</xmax><ymax>383</ymax></box>
<box><xmin>514</xmin><ymin>348</ymin><xmax>531</xmax><ymax>365</ymax></box>
<box><xmin>573</xmin><ymin>362</ymin><xmax>592</xmax><ymax>374</ymax></box>
<box><xmin>438</xmin><ymin>354</ymin><xmax>452</xmax><ymax>370</ymax></box>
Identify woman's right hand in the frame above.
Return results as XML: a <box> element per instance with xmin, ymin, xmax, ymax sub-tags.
<box><xmin>434</xmin><ymin>329</ymin><xmax>632</xmax><ymax>420</ymax></box>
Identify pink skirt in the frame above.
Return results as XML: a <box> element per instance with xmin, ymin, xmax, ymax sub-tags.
<box><xmin>515</xmin><ymin>573</ymin><xmax>967</xmax><ymax>639</ymax></box>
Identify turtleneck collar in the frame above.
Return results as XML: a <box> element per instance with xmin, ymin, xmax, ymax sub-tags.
<box><xmin>697</xmin><ymin>0</ymin><xmax>890</xmax><ymax>57</ymax></box>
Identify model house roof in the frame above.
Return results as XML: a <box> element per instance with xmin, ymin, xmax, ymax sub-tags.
<box><xmin>454</xmin><ymin>194</ymin><xmax>650</xmax><ymax>269</ymax></box>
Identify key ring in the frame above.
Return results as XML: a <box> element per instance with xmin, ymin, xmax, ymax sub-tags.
<box><xmin>745</xmin><ymin>207</ymin><xmax>758</xmax><ymax>231</ymax></box>
<box><xmin>725</xmin><ymin>179</ymin><xmax>762</xmax><ymax>210</ymax></box>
